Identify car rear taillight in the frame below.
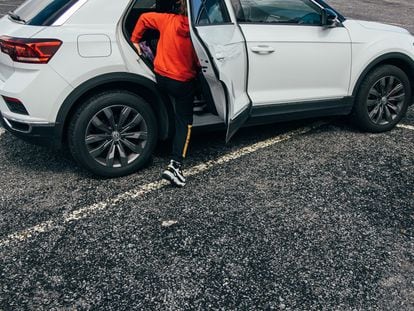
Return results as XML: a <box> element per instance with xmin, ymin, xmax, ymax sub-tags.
<box><xmin>0</xmin><ymin>36</ymin><xmax>62</xmax><ymax>64</ymax></box>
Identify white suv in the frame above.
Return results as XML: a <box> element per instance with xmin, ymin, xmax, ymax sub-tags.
<box><xmin>0</xmin><ymin>0</ymin><xmax>412</xmax><ymax>176</ymax></box>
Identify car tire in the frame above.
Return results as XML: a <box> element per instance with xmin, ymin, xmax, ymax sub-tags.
<box><xmin>352</xmin><ymin>64</ymin><xmax>411</xmax><ymax>132</ymax></box>
<box><xmin>68</xmin><ymin>90</ymin><xmax>158</xmax><ymax>177</ymax></box>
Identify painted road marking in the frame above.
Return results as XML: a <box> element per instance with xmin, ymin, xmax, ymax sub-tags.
<box><xmin>0</xmin><ymin>128</ymin><xmax>5</xmax><ymax>136</ymax></box>
<box><xmin>0</xmin><ymin>122</ymin><xmax>325</xmax><ymax>247</ymax></box>
<box><xmin>397</xmin><ymin>124</ymin><xmax>414</xmax><ymax>131</ymax></box>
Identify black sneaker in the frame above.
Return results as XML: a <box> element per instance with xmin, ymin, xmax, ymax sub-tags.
<box><xmin>162</xmin><ymin>160</ymin><xmax>186</xmax><ymax>187</ymax></box>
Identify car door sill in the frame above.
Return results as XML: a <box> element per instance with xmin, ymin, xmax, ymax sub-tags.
<box><xmin>247</xmin><ymin>97</ymin><xmax>354</xmax><ymax>126</ymax></box>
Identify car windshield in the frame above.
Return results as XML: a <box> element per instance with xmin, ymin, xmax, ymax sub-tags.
<box><xmin>12</xmin><ymin>0</ymin><xmax>81</xmax><ymax>26</ymax></box>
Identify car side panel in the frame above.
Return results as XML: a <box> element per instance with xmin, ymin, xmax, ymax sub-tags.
<box><xmin>344</xmin><ymin>20</ymin><xmax>414</xmax><ymax>95</ymax></box>
<box><xmin>34</xmin><ymin>25</ymin><xmax>127</xmax><ymax>123</ymax></box>
<box><xmin>33</xmin><ymin>0</ymin><xmax>151</xmax><ymax>123</ymax></box>
<box><xmin>240</xmin><ymin>24</ymin><xmax>352</xmax><ymax>106</ymax></box>
<box><xmin>62</xmin><ymin>0</ymin><xmax>132</xmax><ymax>25</ymax></box>
<box><xmin>32</xmin><ymin>0</ymin><xmax>174</xmax><ymax>142</ymax></box>
<box><xmin>0</xmin><ymin>62</ymin><xmax>73</xmax><ymax>124</ymax></box>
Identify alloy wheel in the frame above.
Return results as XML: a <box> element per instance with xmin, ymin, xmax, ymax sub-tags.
<box><xmin>85</xmin><ymin>105</ymin><xmax>148</xmax><ymax>168</ymax></box>
<box><xmin>366</xmin><ymin>76</ymin><xmax>406</xmax><ymax>125</ymax></box>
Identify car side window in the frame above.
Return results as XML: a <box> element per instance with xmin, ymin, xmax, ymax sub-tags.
<box><xmin>133</xmin><ymin>0</ymin><xmax>156</xmax><ymax>9</ymax></box>
<box><xmin>231</xmin><ymin>0</ymin><xmax>322</xmax><ymax>25</ymax></box>
<box><xmin>191</xmin><ymin>0</ymin><xmax>231</xmax><ymax>25</ymax></box>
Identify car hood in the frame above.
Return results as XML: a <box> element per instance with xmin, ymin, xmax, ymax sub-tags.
<box><xmin>352</xmin><ymin>20</ymin><xmax>410</xmax><ymax>35</ymax></box>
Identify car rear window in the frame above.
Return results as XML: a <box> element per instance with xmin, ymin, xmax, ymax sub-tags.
<box><xmin>12</xmin><ymin>0</ymin><xmax>81</xmax><ymax>26</ymax></box>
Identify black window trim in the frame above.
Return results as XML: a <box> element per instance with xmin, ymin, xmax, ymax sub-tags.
<box><xmin>195</xmin><ymin>22</ymin><xmax>235</xmax><ymax>27</ymax></box>
<box><xmin>237</xmin><ymin>22</ymin><xmax>345</xmax><ymax>28</ymax></box>
<box><xmin>238</xmin><ymin>22</ymin><xmax>321</xmax><ymax>27</ymax></box>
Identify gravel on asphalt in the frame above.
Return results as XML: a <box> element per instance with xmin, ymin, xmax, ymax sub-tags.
<box><xmin>0</xmin><ymin>0</ymin><xmax>413</xmax><ymax>310</ymax></box>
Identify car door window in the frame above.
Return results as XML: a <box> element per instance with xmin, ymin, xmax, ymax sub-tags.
<box><xmin>134</xmin><ymin>0</ymin><xmax>156</xmax><ymax>8</ymax></box>
<box><xmin>191</xmin><ymin>0</ymin><xmax>231</xmax><ymax>25</ymax></box>
<box><xmin>231</xmin><ymin>0</ymin><xmax>322</xmax><ymax>25</ymax></box>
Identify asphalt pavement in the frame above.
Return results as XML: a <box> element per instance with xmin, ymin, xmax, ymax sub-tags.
<box><xmin>0</xmin><ymin>0</ymin><xmax>413</xmax><ymax>310</ymax></box>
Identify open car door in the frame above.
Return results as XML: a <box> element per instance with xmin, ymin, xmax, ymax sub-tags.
<box><xmin>188</xmin><ymin>0</ymin><xmax>251</xmax><ymax>142</ymax></box>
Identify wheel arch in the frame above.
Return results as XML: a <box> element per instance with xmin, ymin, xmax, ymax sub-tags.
<box><xmin>56</xmin><ymin>72</ymin><xmax>174</xmax><ymax>145</ymax></box>
<box><xmin>352</xmin><ymin>52</ymin><xmax>414</xmax><ymax>104</ymax></box>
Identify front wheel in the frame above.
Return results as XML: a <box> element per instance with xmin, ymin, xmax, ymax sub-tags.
<box><xmin>352</xmin><ymin>64</ymin><xmax>411</xmax><ymax>132</ymax></box>
<box><xmin>68</xmin><ymin>91</ymin><xmax>158</xmax><ymax>177</ymax></box>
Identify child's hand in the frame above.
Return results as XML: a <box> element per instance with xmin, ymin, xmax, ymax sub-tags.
<box><xmin>133</xmin><ymin>43</ymin><xmax>142</xmax><ymax>55</ymax></box>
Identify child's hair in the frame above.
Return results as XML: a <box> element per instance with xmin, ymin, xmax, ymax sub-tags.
<box><xmin>178</xmin><ymin>0</ymin><xmax>188</xmax><ymax>16</ymax></box>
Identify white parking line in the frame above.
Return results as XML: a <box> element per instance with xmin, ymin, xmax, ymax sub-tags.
<box><xmin>397</xmin><ymin>124</ymin><xmax>414</xmax><ymax>131</ymax></box>
<box><xmin>0</xmin><ymin>122</ymin><xmax>325</xmax><ymax>248</ymax></box>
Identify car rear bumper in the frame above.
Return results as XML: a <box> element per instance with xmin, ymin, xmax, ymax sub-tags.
<box><xmin>0</xmin><ymin>112</ymin><xmax>62</xmax><ymax>148</ymax></box>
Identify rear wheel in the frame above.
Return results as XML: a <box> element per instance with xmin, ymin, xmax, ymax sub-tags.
<box><xmin>68</xmin><ymin>91</ymin><xmax>157</xmax><ymax>177</ymax></box>
<box><xmin>352</xmin><ymin>65</ymin><xmax>410</xmax><ymax>132</ymax></box>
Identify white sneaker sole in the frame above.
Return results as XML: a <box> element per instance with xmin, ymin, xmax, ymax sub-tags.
<box><xmin>162</xmin><ymin>170</ymin><xmax>186</xmax><ymax>187</ymax></box>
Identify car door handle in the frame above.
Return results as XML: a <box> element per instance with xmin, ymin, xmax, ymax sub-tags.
<box><xmin>251</xmin><ymin>46</ymin><xmax>275</xmax><ymax>54</ymax></box>
<box><xmin>215</xmin><ymin>52</ymin><xmax>225</xmax><ymax>60</ymax></box>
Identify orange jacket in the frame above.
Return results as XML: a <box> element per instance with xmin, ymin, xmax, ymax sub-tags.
<box><xmin>131</xmin><ymin>13</ymin><xmax>199</xmax><ymax>82</ymax></box>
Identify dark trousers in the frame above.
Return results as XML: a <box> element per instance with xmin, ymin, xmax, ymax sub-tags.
<box><xmin>156</xmin><ymin>74</ymin><xmax>195</xmax><ymax>163</ymax></box>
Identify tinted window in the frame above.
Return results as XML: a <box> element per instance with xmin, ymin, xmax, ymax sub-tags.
<box><xmin>232</xmin><ymin>0</ymin><xmax>322</xmax><ymax>25</ymax></box>
<box><xmin>12</xmin><ymin>0</ymin><xmax>80</xmax><ymax>26</ymax></box>
<box><xmin>134</xmin><ymin>0</ymin><xmax>156</xmax><ymax>9</ymax></box>
<box><xmin>192</xmin><ymin>0</ymin><xmax>231</xmax><ymax>25</ymax></box>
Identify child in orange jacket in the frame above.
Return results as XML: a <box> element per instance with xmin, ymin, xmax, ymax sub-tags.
<box><xmin>131</xmin><ymin>0</ymin><xmax>200</xmax><ymax>187</ymax></box>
